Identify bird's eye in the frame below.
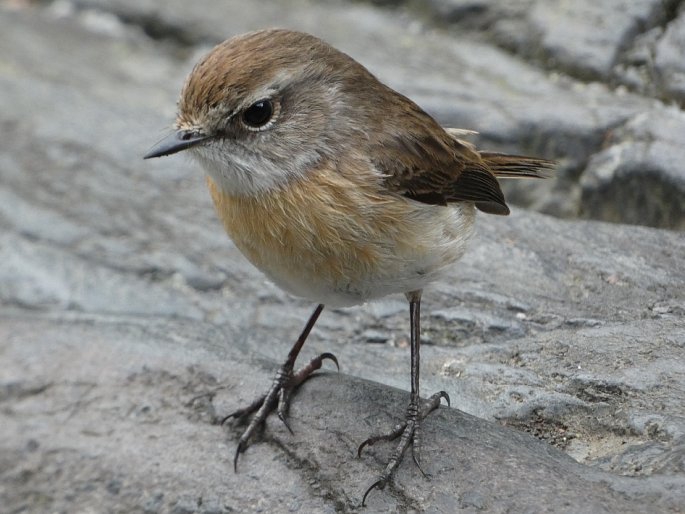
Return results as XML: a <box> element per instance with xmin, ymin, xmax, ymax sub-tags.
<box><xmin>242</xmin><ymin>99</ymin><xmax>274</xmax><ymax>129</ymax></box>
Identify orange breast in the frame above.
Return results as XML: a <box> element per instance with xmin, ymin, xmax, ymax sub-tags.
<box><xmin>207</xmin><ymin>167</ymin><xmax>386</xmax><ymax>292</ymax></box>
<box><xmin>205</xmin><ymin>164</ymin><xmax>475</xmax><ymax>305</ymax></box>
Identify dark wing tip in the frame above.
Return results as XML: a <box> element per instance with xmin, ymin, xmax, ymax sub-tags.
<box><xmin>475</xmin><ymin>201</ymin><xmax>510</xmax><ymax>215</ymax></box>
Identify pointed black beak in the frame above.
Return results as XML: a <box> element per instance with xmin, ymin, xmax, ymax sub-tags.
<box><xmin>143</xmin><ymin>130</ymin><xmax>211</xmax><ymax>159</ymax></box>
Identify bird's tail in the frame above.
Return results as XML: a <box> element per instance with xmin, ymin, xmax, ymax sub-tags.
<box><xmin>480</xmin><ymin>152</ymin><xmax>556</xmax><ymax>179</ymax></box>
<box><xmin>443</xmin><ymin>128</ymin><xmax>556</xmax><ymax>179</ymax></box>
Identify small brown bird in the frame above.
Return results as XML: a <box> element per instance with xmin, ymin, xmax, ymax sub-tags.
<box><xmin>145</xmin><ymin>29</ymin><xmax>554</xmax><ymax>503</ymax></box>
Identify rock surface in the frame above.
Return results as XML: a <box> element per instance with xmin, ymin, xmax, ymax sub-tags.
<box><xmin>581</xmin><ymin>107</ymin><xmax>685</xmax><ymax>229</ymax></box>
<box><xmin>402</xmin><ymin>0</ymin><xmax>685</xmax><ymax>227</ymax></box>
<box><xmin>654</xmin><ymin>5</ymin><xmax>685</xmax><ymax>103</ymax></box>
<box><xmin>1</xmin><ymin>1</ymin><xmax>684</xmax><ymax>513</ymax></box>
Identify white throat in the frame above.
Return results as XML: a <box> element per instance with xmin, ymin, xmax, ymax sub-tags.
<box><xmin>192</xmin><ymin>138</ymin><xmax>320</xmax><ymax>196</ymax></box>
<box><xmin>191</xmin><ymin>144</ymin><xmax>303</xmax><ymax>195</ymax></box>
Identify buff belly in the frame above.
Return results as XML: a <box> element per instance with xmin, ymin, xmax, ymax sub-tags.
<box><xmin>206</xmin><ymin>170</ymin><xmax>476</xmax><ymax>307</ymax></box>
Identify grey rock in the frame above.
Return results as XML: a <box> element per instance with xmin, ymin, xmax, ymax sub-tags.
<box><xmin>172</xmin><ymin>495</ymin><xmax>200</xmax><ymax>514</ymax></box>
<box><xmin>419</xmin><ymin>0</ymin><xmax>671</xmax><ymax>82</ymax></box>
<box><xmin>1</xmin><ymin>1</ymin><xmax>684</xmax><ymax>513</ymax></box>
<box><xmin>654</xmin><ymin>6</ymin><xmax>685</xmax><ymax>104</ymax></box>
<box><xmin>580</xmin><ymin>107</ymin><xmax>685</xmax><ymax>229</ymax></box>
<box><xmin>525</xmin><ymin>0</ymin><xmax>669</xmax><ymax>81</ymax></box>
<box><xmin>387</xmin><ymin>0</ymin><xmax>685</xmax><ymax>226</ymax></box>
<box><xmin>422</xmin><ymin>0</ymin><xmax>533</xmax><ymax>27</ymax></box>
<box><xmin>143</xmin><ymin>493</ymin><xmax>166</xmax><ymax>513</ymax></box>
<box><xmin>613</xmin><ymin>26</ymin><xmax>664</xmax><ymax>95</ymax></box>
<box><xmin>2</xmin><ymin>316</ymin><xmax>684</xmax><ymax>513</ymax></box>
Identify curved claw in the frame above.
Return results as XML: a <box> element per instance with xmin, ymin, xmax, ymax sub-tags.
<box><xmin>233</xmin><ymin>440</ymin><xmax>247</xmax><ymax>472</ymax></box>
<box><xmin>277</xmin><ymin>411</ymin><xmax>294</xmax><ymax>435</ymax></box>
<box><xmin>412</xmin><ymin>448</ymin><xmax>429</xmax><ymax>479</ymax></box>
<box><xmin>357</xmin><ymin>438</ymin><xmax>371</xmax><ymax>458</ymax></box>
<box><xmin>439</xmin><ymin>390</ymin><xmax>451</xmax><ymax>408</ymax></box>
<box><xmin>357</xmin><ymin>433</ymin><xmax>388</xmax><ymax>457</ymax></box>
<box><xmin>320</xmin><ymin>352</ymin><xmax>340</xmax><ymax>371</ymax></box>
<box><xmin>362</xmin><ymin>478</ymin><xmax>387</xmax><ymax>506</ymax></box>
<box><xmin>221</xmin><ymin>409</ymin><xmax>243</xmax><ymax>426</ymax></box>
<box><xmin>221</xmin><ymin>395</ymin><xmax>266</xmax><ymax>425</ymax></box>
<box><xmin>276</xmin><ymin>387</ymin><xmax>295</xmax><ymax>434</ymax></box>
<box><xmin>411</xmin><ymin>445</ymin><xmax>424</xmax><ymax>476</ymax></box>
<box><xmin>358</xmin><ymin>421</ymin><xmax>407</xmax><ymax>458</ymax></box>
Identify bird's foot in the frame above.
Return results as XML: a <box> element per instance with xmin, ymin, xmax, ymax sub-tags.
<box><xmin>222</xmin><ymin>352</ymin><xmax>338</xmax><ymax>471</ymax></box>
<box><xmin>358</xmin><ymin>391</ymin><xmax>450</xmax><ymax>506</ymax></box>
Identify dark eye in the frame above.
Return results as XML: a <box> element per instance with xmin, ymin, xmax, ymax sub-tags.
<box><xmin>242</xmin><ymin>99</ymin><xmax>273</xmax><ymax>128</ymax></box>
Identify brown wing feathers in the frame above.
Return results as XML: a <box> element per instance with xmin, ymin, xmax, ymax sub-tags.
<box><xmin>371</xmin><ymin>89</ymin><xmax>555</xmax><ymax>215</ymax></box>
<box><xmin>379</xmin><ymin>130</ymin><xmax>554</xmax><ymax>216</ymax></box>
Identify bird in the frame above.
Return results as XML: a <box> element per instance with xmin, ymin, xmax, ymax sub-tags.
<box><xmin>144</xmin><ymin>28</ymin><xmax>554</xmax><ymax>503</ymax></box>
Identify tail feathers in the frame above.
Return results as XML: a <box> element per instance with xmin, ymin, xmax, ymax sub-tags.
<box><xmin>480</xmin><ymin>152</ymin><xmax>556</xmax><ymax>179</ymax></box>
<box><xmin>443</xmin><ymin>128</ymin><xmax>556</xmax><ymax>179</ymax></box>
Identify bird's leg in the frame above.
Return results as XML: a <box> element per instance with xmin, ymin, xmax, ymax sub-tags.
<box><xmin>358</xmin><ymin>290</ymin><xmax>450</xmax><ymax>505</ymax></box>
<box><xmin>222</xmin><ymin>304</ymin><xmax>338</xmax><ymax>470</ymax></box>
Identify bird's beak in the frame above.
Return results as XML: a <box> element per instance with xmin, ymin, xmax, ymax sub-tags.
<box><xmin>143</xmin><ymin>130</ymin><xmax>211</xmax><ymax>159</ymax></box>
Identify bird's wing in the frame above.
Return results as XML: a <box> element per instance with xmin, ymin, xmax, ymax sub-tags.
<box><xmin>372</xmin><ymin>100</ymin><xmax>510</xmax><ymax>215</ymax></box>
